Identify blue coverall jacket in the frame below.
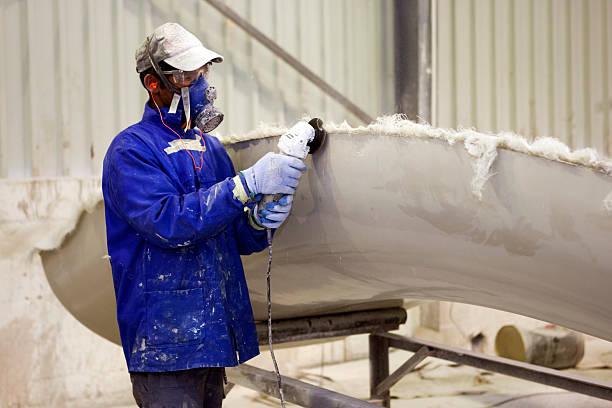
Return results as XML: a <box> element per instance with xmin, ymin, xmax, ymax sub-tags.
<box><xmin>102</xmin><ymin>103</ymin><xmax>267</xmax><ymax>372</ymax></box>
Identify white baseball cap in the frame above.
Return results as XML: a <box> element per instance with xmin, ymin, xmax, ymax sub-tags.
<box><xmin>135</xmin><ymin>22</ymin><xmax>223</xmax><ymax>73</ymax></box>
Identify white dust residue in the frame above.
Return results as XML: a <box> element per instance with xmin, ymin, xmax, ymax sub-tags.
<box><xmin>604</xmin><ymin>191</ymin><xmax>612</xmax><ymax>214</ymax></box>
<box><xmin>0</xmin><ymin>178</ymin><xmax>102</xmax><ymax>256</ymax></box>
<box><xmin>219</xmin><ymin>114</ymin><xmax>612</xmax><ymax>200</ymax></box>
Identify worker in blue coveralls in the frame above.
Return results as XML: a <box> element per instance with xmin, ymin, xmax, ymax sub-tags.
<box><xmin>102</xmin><ymin>22</ymin><xmax>307</xmax><ymax>408</ymax></box>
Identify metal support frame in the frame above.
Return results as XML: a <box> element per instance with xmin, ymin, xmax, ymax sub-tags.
<box><xmin>223</xmin><ymin>307</ymin><xmax>612</xmax><ymax>407</ymax></box>
<box><xmin>255</xmin><ymin>307</ymin><xmax>407</xmax><ymax>345</ymax></box>
<box><xmin>368</xmin><ymin>333</ymin><xmax>390</xmax><ymax>406</ymax></box>
<box><xmin>226</xmin><ymin>307</ymin><xmax>406</xmax><ymax>407</ymax></box>
<box><xmin>369</xmin><ymin>332</ymin><xmax>612</xmax><ymax>407</ymax></box>
<box><xmin>227</xmin><ymin>364</ymin><xmax>380</xmax><ymax>408</ymax></box>
<box><xmin>374</xmin><ymin>345</ymin><xmax>431</xmax><ymax>396</ymax></box>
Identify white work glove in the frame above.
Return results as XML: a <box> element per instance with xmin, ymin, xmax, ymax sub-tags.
<box><xmin>254</xmin><ymin>195</ymin><xmax>294</xmax><ymax>229</ymax></box>
<box><xmin>241</xmin><ymin>153</ymin><xmax>307</xmax><ymax>196</ymax></box>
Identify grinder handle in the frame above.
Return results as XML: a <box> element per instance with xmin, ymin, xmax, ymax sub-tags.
<box><xmin>258</xmin><ymin>193</ymin><xmax>285</xmax><ymax>219</ymax></box>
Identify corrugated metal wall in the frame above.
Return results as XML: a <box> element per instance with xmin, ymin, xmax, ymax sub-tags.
<box><xmin>434</xmin><ymin>0</ymin><xmax>612</xmax><ymax>155</ymax></box>
<box><xmin>0</xmin><ymin>0</ymin><xmax>394</xmax><ymax>179</ymax></box>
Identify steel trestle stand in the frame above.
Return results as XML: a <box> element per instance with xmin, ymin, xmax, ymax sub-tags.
<box><xmin>367</xmin><ymin>332</ymin><xmax>612</xmax><ymax>407</ymax></box>
<box><xmin>224</xmin><ymin>308</ymin><xmax>612</xmax><ymax>407</ymax></box>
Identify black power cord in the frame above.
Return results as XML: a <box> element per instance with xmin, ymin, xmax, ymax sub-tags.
<box><xmin>266</xmin><ymin>228</ymin><xmax>286</xmax><ymax>407</ymax></box>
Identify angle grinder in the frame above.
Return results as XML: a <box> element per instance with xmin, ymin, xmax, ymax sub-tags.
<box><xmin>258</xmin><ymin>118</ymin><xmax>327</xmax><ymax>217</ymax></box>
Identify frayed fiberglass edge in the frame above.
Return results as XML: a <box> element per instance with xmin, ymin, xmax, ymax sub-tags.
<box><xmin>218</xmin><ymin>114</ymin><xmax>612</xmax><ymax>178</ymax></box>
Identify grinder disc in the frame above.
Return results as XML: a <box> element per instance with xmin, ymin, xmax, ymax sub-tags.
<box><xmin>307</xmin><ymin>118</ymin><xmax>327</xmax><ymax>154</ymax></box>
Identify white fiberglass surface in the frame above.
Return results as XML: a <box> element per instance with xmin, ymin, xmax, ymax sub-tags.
<box><xmin>42</xmin><ymin>129</ymin><xmax>612</xmax><ymax>345</ymax></box>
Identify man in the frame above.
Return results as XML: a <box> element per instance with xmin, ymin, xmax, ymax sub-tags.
<box><xmin>102</xmin><ymin>22</ymin><xmax>306</xmax><ymax>407</ymax></box>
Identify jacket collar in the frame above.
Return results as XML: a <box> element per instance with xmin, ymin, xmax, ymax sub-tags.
<box><xmin>142</xmin><ymin>102</ymin><xmax>184</xmax><ymax>131</ymax></box>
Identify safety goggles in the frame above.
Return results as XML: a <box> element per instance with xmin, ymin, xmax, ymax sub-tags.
<box><xmin>162</xmin><ymin>63</ymin><xmax>211</xmax><ymax>86</ymax></box>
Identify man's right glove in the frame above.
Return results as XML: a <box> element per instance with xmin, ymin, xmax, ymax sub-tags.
<box><xmin>241</xmin><ymin>152</ymin><xmax>307</xmax><ymax>196</ymax></box>
<box><xmin>254</xmin><ymin>194</ymin><xmax>294</xmax><ymax>229</ymax></box>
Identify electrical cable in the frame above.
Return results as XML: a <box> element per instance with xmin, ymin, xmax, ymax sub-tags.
<box><xmin>266</xmin><ymin>227</ymin><xmax>286</xmax><ymax>408</ymax></box>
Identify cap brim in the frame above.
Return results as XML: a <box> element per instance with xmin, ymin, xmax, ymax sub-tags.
<box><xmin>164</xmin><ymin>46</ymin><xmax>223</xmax><ymax>71</ymax></box>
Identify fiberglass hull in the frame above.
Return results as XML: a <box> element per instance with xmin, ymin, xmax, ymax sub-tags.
<box><xmin>42</xmin><ymin>132</ymin><xmax>612</xmax><ymax>345</ymax></box>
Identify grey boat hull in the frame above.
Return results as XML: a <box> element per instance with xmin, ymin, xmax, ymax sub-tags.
<box><xmin>42</xmin><ymin>132</ymin><xmax>612</xmax><ymax>345</ymax></box>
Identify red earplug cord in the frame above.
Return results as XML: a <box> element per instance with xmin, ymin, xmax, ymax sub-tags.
<box><xmin>151</xmin><ymin>91</ymin><xmax>205</xmax><ymax>172</ymax></box>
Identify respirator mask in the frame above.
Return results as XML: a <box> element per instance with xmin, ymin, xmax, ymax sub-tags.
<box><xmin>178</xmin><ymin>75</ymin><xmax>224</xmax><ymax>133</ymax></box>
<box><xmin>146</xmin><ymin>38</ymin><xmax>224</xmax><ymax>132</ymax></box>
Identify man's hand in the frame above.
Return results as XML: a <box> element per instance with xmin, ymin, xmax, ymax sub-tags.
<box><xmin>241</xmin><ymin>152</ymin><xmax>306</xmax><ymax>196</ymax></box>
<box><xmin>254</xmin><ymin>195</ymin><xmax>294</xmax><ymax>229</ymax></box>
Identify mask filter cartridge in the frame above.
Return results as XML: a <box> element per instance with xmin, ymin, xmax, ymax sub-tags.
<box><xmin>187</xmin><ymin>76</ymin><xmax>224</xmax><ymax>132</ymax></box>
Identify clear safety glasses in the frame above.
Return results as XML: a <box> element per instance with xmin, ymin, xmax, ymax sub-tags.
<box><xmin>162</xmin><ymin>63</ymin><xmax>211</xmax><ymax>86</ymax></box>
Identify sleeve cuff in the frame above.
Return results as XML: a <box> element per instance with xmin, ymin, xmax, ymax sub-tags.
<box><xmin>245</xmin><ymin>207</ymin><xmax>265</xmax><ymax>230</ymax></box>
<box><xmin>232</xmin><ymin>175</ymin><xmax>251</xmax><ymax>204</ymax></box>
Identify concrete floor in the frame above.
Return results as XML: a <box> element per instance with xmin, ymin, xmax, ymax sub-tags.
<box><xmin>224</xmin><ymin>350</ymin><xmax>612</xmax><ymax>407</ymax></box>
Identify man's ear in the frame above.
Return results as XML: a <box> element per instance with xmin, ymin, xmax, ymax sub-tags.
<box><xmin>144</xmin><ymin>74</ymin><xmax>160</xmax><ymax>93</ymax></box>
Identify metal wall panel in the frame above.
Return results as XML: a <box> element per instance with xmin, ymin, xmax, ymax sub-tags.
<box><xmin>0</xmin><ymin>0</ymin><xmax>395</xmax><ymax>178</ymax></box>
<box><xmin>434</xmin><ymin>0</ymin><xmax>612</xmax><ymax>155</ymax></box>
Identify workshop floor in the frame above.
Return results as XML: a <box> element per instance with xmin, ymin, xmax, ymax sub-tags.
<box><xmin>224</xmin><ymin>349</ymin><xmax>612</xmax><ymax>407</ymax></box>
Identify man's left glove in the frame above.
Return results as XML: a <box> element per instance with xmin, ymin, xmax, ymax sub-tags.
<box><xmin>254</xmin><ymin>195</ymin><xmax>294</xmax><ymax>229</ymax></box>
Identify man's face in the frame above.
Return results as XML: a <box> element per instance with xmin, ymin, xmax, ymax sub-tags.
<box><xmin>146</xmin><ymin>63</ymin><xmax>212</xmax><ymax>107</ymax></box>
